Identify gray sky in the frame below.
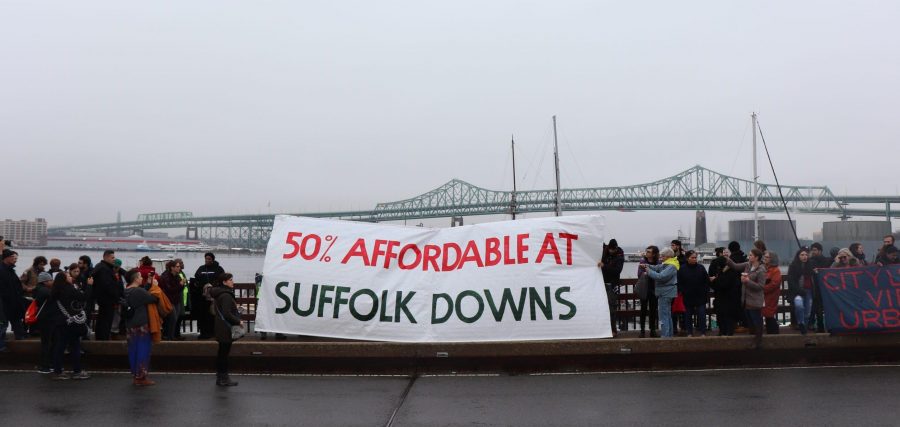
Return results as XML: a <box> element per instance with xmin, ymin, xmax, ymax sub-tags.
<box><xmin>2</xmin><ymin>1</ymin><xmax>899</xmax><ymax>246</ymax></box>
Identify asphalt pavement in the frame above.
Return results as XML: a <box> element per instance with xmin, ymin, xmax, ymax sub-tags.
<box><xmin>2</xmin><ymin>365</ymin><xmax>898</xmax><ymax>426</ymax></box>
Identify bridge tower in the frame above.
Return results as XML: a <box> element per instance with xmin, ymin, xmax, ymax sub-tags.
<box><xmin>695</xmin><ymin>211</ymin><xmax>707</xmax><ymax>246</ymax></box>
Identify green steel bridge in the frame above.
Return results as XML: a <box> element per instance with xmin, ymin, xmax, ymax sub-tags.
<box><xmin>49</xmin><ymin>166</ymin><xmax>900</xmax><ymax>248</ymax></box>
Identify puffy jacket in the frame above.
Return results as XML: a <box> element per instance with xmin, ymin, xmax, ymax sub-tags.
<box><xmin>646</xmin><ymin>258</ymin><xmax>679</xmax><ymax>299</ymax></box>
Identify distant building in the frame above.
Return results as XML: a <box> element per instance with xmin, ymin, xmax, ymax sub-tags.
<box><xmin>1</xmin><ymin>218</ymin><xmax>48</xmax><ymax>246</ymax></box>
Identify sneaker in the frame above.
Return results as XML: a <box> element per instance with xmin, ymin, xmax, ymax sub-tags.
<box><xmin>52</xmin><ymin>373</ymin><xmax>70</xmax><ymax>380</ymax></box>
<box><xmin>0</xmin><ymin>346</ymin><xmax>9</xmax><ymax>353</ymax></box>
<box><xmin>71</xmin><ymin>371</ymin><xmax>91</xmax><ymax>380</ymax></box>
<box><xmin>36</xmin><ymin>367</ymin><xmax>52</xmax><ymax>374</ymax></box>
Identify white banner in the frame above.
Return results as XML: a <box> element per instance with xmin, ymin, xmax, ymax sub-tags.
<box><xmin>255</xmin><ymin>215</ymin><xmax>611</xmax><ymax>342</ymax></box>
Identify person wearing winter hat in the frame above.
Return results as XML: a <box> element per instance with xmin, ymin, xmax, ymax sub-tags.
<box><xmin>33</xmin><ymin>272</ymin><xmax>56</xmax><ymax>373</ymax></box>
<box><xmin>599</xmin><ymin>239</ymin><xmax>624</xmax><ymax>335</ymax></box>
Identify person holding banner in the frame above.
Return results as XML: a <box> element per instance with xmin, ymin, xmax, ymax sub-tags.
<box><xmin>600</xmin><ymin>240</ymin><xmax>625</xmax><ymax>335</ymax></box>
<box><xmin>849</xmin><ymin>243</ymin><xmax>868</xmax><ymax>266</ymax></box>
<box><xmin>831</xmin><ymin>248</ymin><xmax>859</xmax><ymax>268</ymax></box>
<box><xmin>881</xmin><ymin>245</ymin><xmax>900</xmax><ymax>265</ymax></box>
<box><xmin>875</xmin><ymin>235</ymin><xmax>896</xmax><ymax>266</ymax></box>
<box><xmin>642</xmin><ymin>248</ymin><xmax>679</xmax><ymax>338</ymax></box>
<box><xmin>725</xmin><ymin>248</ymin><xmax>766</xmax><ymax>350</ymax></box>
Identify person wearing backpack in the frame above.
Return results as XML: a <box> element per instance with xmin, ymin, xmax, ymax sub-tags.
<box><xmin>123</xmin><ymin>268</ymin><xmax>159</xmax><ymax>386</ymax></box>
<box><xmin>210</xmin><ymin>273</ymin><xmax>241</xmax><ymax>387</ymax></box>
<box><xmin>32</xmin><ymin>272</ymin><xmax>57</xmax><ymax>374</ymax></box>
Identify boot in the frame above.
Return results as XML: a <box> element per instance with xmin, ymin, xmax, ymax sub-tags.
<box><xmin>800</xmin><ymin>324</ymin><xmax>807</xmax><ymax>336</ymax></box>
<box><xmin>133</xmin><ymin>377</ymin><xmax>156</xmax><ymax>386</ymax></box>
<box><xmin>217</xmin><ymin>374</ymin><xmax>238</xmax><ymax>387</ymax></box>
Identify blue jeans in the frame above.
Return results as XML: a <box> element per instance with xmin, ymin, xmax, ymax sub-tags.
<box><xmin>658</xmin><ymin>296</ymin><xmax>674</xmax><ymax>337</ymax></box>
<box><xmin>794</xmin><ymin>292</ymin><xmax>813</xmax><ymax>329</ymax></box>
<box><xmin>684</xmin><ymin>304</ymin><xmax>707</xmax><ymax>335</ymax></box>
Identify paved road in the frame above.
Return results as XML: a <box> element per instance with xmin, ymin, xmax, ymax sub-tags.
<box><xmin>2</xmin><ymin>365</ymin><xmax>898</xmax><ymax>426</ymax></box>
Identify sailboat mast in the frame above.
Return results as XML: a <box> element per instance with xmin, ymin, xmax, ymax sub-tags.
<box><xmin>511</xmin><ymin>135</ymin><xmax>517</xmax><ymax>220</ymax></box>
<box><xmin>752</xmin><ymin>112</ymin><xmax>759</xmax><ymax>241</ymax></box>
<box><xmin>553</xmin><ymin>115</ymin><xmax>561</xmax><ymax>217</ymax></box>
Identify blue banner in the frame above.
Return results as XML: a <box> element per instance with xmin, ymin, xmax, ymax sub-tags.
<box><xmin>817</xmin><ymin>265</ymin><xmax>900</xmax><ymax>333</ymax></box>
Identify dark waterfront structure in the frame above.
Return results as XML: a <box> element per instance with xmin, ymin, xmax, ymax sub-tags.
<box><xmin>695</xmin><ymin>210</ymin><xmax>707</xmax><ymax>245</ymax></box>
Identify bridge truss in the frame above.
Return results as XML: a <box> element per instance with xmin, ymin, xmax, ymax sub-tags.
<box><xmin>50</xmin><ymin>166</ymin><xmax>900</xmax><ymax>248</ymax></box>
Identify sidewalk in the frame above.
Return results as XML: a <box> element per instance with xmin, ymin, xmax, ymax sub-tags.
<box><xmin>2</xmin><ymin>330</ymin><xmax>899</xmax><ymax>374</ymax></box>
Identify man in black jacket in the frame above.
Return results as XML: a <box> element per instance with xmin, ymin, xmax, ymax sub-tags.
<box><xmin>1</xmin><ymin>249</ymin><xmax>26</xmax><ymax>349</ymax></box>
<box><xmin>90</xmin><ymin>250</ymin><xmax>122</xmax><ymax>340</ymax></box>
<box><xmin>193</xmin><ymin>252</ymin><xmax>224</xmax><ymax>339</ymax></box>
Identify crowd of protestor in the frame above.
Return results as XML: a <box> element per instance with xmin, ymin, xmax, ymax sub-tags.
<box><xmin>0</xmin><ymin>248</ymin><xmax>241</xmax><ymax>386</ymax></box>
<box><xmin>602</xmin><ymin>235</ymin><xmax>900</xmax><ymax>347</ymax></box>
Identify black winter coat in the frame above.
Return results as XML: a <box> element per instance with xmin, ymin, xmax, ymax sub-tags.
<box><xmin>677</xmin><ymin>262</ymin><xmax>710</xmax><ymax>307</ymax></box>
<box><xmin>0</xmin><ymin>263</ymin><xmax>24</xmax><ymax>319</ymax></box>
<box><xmin>52</xmin><ymin>282</ymin><xmax>87</xmax><ymax>328</ymax></box>
<box><xmin>210</xmin><ymin>286</ymin><xmax>241</xmax><ymax>343</ymax></box>
<box><xmin>708</xmin><ymin>256</ymin><xmax>741</xmax><ymax>316</ymax></box>
<box><xmin>90</xmin><ymin>261</ymin><xmax>122</xmax><ymax>304</ymax></box>
<box><xmin>193</xmin><ymin>262</ymin><xmax>224</xmax><ymax>293</ymax></box>
<box><xmin>601</xmin><ymin>248</ymin><xmax>625</xmax><ymax>285</ymax></box>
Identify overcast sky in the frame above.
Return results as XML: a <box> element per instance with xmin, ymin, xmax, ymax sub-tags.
<box><xmin>2</xmin><ymin>1</ymin><xmax>899</xmax><ymax>246</ymax></box>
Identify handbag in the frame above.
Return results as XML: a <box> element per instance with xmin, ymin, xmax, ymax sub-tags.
<box><xmin>635</xmin><ymin>274</ymin><xmax>650</xmax><ymax>300</ymax></box>
<box><xmin>25</xmin><ymin>299</ymin><xmax>43</xmax><ymax>325</ymax></box>
<box><xmin>672</xmin><ymin>293</ymin><xmax>686</xmax><ymax>314</ymax></box>
<box><xmin>216</xmin><ymin>300</ymin><xmax>245</xmax><ymax>340</ymax></box>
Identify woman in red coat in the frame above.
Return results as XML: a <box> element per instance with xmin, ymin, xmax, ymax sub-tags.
<box><xmin>762</xmin><ymin>251</ymin><xmax>782</xmax><ymax>335</ymax></box>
